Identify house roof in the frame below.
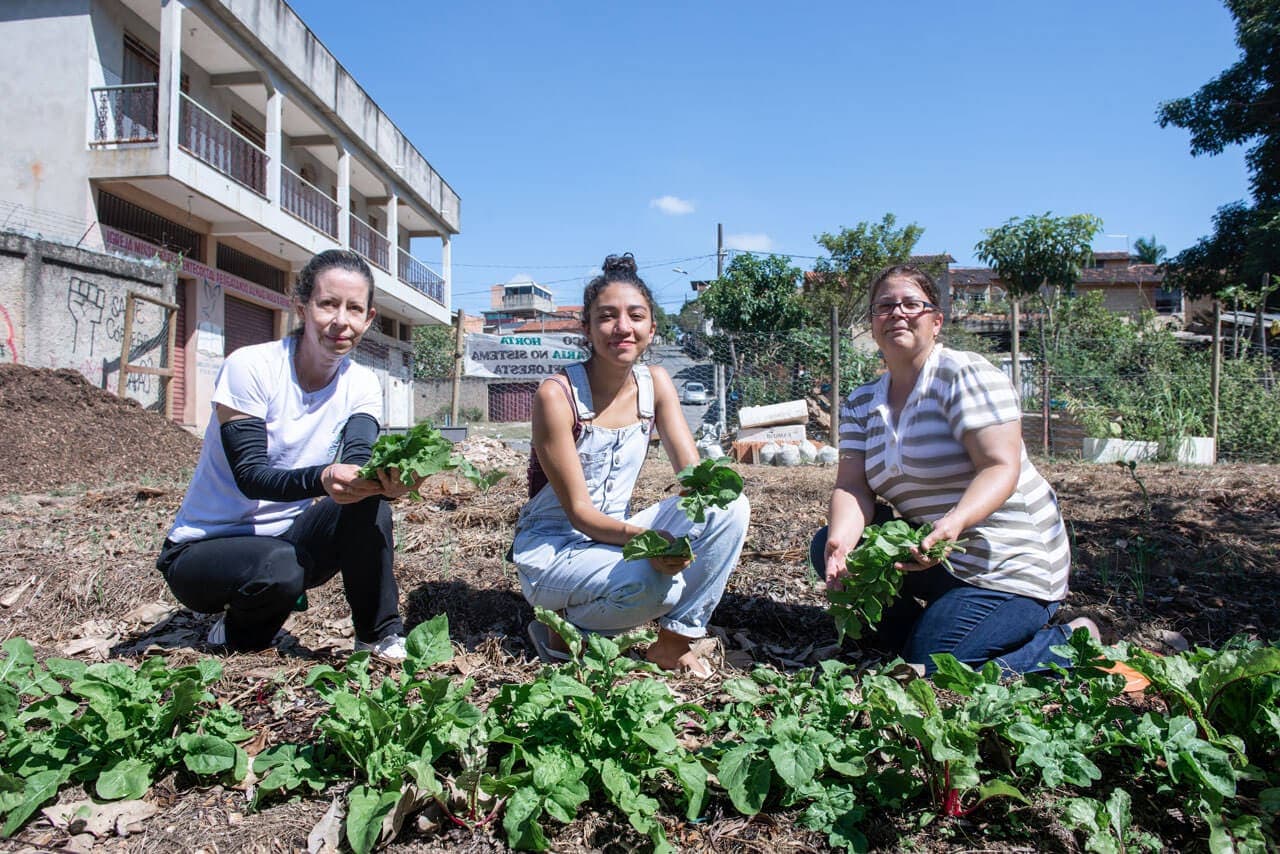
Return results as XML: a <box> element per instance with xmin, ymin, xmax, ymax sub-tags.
<box><xmin>950</xmin><ymin>264</ymin><xmax>1164</xmax><ymax>288</ymax></box>
<box><xmin>510</xmin><ymin>317</ymin><xmax>584</xmax><ymax>333</ymax></box>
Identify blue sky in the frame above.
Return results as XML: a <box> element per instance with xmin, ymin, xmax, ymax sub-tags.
<box><xmin>291</xmin><ymin>0</ymin><xmax>1249</xmax><ymax>317</ymax></box>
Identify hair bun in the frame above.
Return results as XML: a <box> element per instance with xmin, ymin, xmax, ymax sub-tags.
<box><xmin>601</xmin><ymin>253</ymin><xmax>638</xmax><ymax>277</ymax></box>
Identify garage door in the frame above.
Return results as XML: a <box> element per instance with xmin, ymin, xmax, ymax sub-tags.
<box><xmin>223</xmin><ymin>295</ymin><xmax>276</xmax><ymax>355</ymax></box>
<box><xmin>488</xmin><ymin>382</ymin><xmax>538</xmax><ymax>422</ymax></box>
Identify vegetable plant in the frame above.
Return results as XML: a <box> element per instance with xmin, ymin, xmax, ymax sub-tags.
<box><xmin>622</xmin><ymin>458</ymin><xmax>743</xmax><ymax>560</ymax></box>
<box><xmin>826</xmin><ymin>520</ymin><xmax>965</xmax><ymax>642</ymax></box>
<box><xmin>358</xmin><ymin>422</ymin><xmax>507</xmax><ymax>498</ymax></box>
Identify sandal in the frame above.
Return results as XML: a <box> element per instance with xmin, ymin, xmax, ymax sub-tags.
<box><xmin>527</xmin><ymin>621</ymin><xmax>572</xmax><ymax>664</ymax></box>
<box><xmin>1101</xmin><ymin>659</ymin><xmax>1152</xmax><ymax>694</ymax></box>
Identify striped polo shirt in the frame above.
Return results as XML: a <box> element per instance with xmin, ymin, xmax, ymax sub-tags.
<box><xmin>838</xmin><ymin>346</ymin><xmax>1070</xmax><ymax>601</ymax></box>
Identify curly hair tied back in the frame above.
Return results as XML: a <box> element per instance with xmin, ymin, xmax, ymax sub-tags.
<box><xmin>294</xmin><ymin>249</ymin><xmax>376</xmax><ymax>307</ymax></box>
<box><xmin>582</xmin><ymin>252</ymin><xmax>657</xmax><ymax>320</ymax></box>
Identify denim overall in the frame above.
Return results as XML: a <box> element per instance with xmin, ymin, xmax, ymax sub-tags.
<box><xmin>512</xmin><ymin>362</ymin><xmax>749</xmax><ymax>637</ymax></box>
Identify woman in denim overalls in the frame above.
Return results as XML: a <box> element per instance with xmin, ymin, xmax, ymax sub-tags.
<box><xmin>512</xmin><ymin>254</ymin><xmax>750</xmax><ymax>677</ymax></box>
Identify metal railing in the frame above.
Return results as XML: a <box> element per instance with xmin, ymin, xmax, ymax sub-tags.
<box><xmin>349</xmin><ymin>212</ymin><xmax>389</xmax><ymax>271</ymax></box>
<box><xmin>178</xmin><ymin>93</ymin><xmax>267</xmax><ymax>195</ymax></box>
<box><xmin>90</xmin><ymin>83</ymin><xmax>158</xmax><ymax>144</ymax></box>
<box><xmin>281</xmin><ymin>165</ymin><xmax>338</xmax><ymax>239</ymax></box>
<box><xmin>397</xmin><ymin>248</ymin><xmax>445</xmax><ymax>305</ymax></box>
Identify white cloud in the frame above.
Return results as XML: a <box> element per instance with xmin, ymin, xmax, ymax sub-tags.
<box><xmin>724</xmin><ymin>232</ymin><xmax>774</xmax><ymax>252</ymax></box>
<box><xmin>649</xmin><ymin>195</ymin><xmax>695</xmax><ymax>216</ymax></box>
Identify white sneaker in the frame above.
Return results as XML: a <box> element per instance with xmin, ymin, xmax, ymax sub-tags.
<box><xmin>353</xmin><ymin>634</ymin><xmax>408</xmax><ymax>664</ymax></box>
<box><xmin>207</xmin><ymin>615</ymin><xmax>227</xmax><ymax>646</ymax></box>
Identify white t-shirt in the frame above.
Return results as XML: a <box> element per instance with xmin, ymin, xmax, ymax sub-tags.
<box><xmin>168</xmin><ymin>336</ymin><xmax>382</xmax><ymax>542</ymax></box>
<box><xmin>838</xmin><ymin>346</ymin><xmax>1070</xmax><ymax>601</ymax></box>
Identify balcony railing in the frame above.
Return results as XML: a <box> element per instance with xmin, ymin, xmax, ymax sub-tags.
<box><xmin>281</xmin><ymin>166</ymin><xmax>338</xmax><ymax>239</ymax></box>
<box><xmin>397</xmin><ymin>248</ymin><xmax>445</xmax><ymax>305</ymax></box>
<box><xmin>178</xmin><ymin>93</ymin><xmax>267</xmax><ymax>196</ymax></box>
<box><xmin>91</xmin><ymin>83</ymin><xmax>158</xmax><ymax>144</ymax></box>
<box><xmin>349</xmin><ymin>213</ymin><xmax>389</xmax><ymax>271</ymax></box>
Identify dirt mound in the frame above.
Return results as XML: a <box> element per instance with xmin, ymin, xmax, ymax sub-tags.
<box><xmin>0</xmin><ymin>364</ymin><xmax>200</xmax><ymax>493</ymax></box>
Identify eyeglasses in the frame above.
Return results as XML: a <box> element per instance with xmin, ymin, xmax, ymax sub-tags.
<box><xmin>870</xmin><ymin>299</ymin><xmax>938</xmax><ymax>317</ymax></box>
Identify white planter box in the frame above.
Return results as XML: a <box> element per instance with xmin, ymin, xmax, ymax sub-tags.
<box><xmin>1081</xmin><ymin>437</ymin><xmax>1159</xmax><ymax>464</ymax></box>
<box><xmin>738</xmin><ymin>399</ymin><xmax>808</xmax><ymax>429</ymax></box>
<box><xmin>1166</xmin><ymin>436</ymin><xmax>1216</xmax><ymax>465</ymax></box>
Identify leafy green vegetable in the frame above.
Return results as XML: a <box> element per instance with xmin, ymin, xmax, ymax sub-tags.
<box><xmin>676</xmin><ymin>457</ymin><xmax>745</xmax><ymax>523</ymax></box>
<box><xmin>358</xmin><ymin>422</ymin><xmax>508</xmax><ymax>499</ymax></box>
<box><xmin>358</xmin><ymin>422</ymin><xmax>458</xmax><ymax>494</ymax></box>
<box><xmin>826</xmin><ymin>520</ymin><xmax>965</xmax><ymax>642</ymax></box>
<box><xmin>621</xmin><ymin>531</ymin><xmax>693</xmax><ymax>562</ymax></box>
<box><xmin>619</xmin><ymin>457</ymin><xmax>742</xmax><ymax>562</ymax></box>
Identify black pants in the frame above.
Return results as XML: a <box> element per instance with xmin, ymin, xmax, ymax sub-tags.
<box><xmin>157</xmin><ymin>496</ymin><xmax>402</xmax><ymax>650</ymax></box>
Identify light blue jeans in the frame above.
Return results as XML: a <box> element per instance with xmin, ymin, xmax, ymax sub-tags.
<box><xmin>514</xmin><ymin>494</ymin><xmax>750</xmax><ymax>637</ymax></box>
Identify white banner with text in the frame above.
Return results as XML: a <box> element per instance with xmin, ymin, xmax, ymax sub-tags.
<box><xmin>463</xmin><ymin>332</ymin><xmax>588</xmax><ymax>378</ymax></box>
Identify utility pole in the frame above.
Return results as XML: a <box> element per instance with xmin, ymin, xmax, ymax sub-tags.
<box><xmin>450</xmin><ymin>309</ymin><xmax>465</xmax><ymax>426</ymax></box>
<box><xmin>715</xmin><ymin>222</ymin><xmax>726</xmax><ymax>435</ymax></box>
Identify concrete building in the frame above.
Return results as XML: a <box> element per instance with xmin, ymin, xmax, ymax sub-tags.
<box><xmin>483</xmin><ymin>275</ymin><xmax>558</xmax><ymax>333</ymax></box>
<box><xmin>0</xmin><ymin>0</ymin><xmax>459</xmax><ymax>431</ymax></box>
<box><xmin>950</xmin><ymin>252</ymin><xmax>1183</xmax><ymax>318</ymax></box>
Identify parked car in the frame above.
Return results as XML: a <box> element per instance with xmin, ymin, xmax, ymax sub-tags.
<box><xmin>681</xmin><ymin>381</ymin><xmax>708</xmax><ymax>404</ymax></box>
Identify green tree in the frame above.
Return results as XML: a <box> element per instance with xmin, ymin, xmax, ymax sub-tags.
<box><xmin>973</xmin><ymin>212</ymin><xmax>1103</xmax><ymax>400</ymax></box>
<box><xmin>1132</xmin><ymin>235</ymin><xmax>1167</xmax><ymax>264</ymax></box>
<box><xmin>413</xmin><ymin>323</ymin><xmax>455</xmax><ymax>379</ymax></box>
<box><xmin>699</xmin><ymin>253</ymin><xmax>806</xmax><ymax>334</ymax></box>
<box><xmin>1158</xmin><ymin>0</ymin><xmax>1280</xmax><ymax>308</ymax></box>
<box><xmin>808</xmin><ymin>214</ymin><xmax>927</xmax><ymax>322</ymax></box>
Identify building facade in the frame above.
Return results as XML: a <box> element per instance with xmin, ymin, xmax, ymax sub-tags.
<box><xmin>0</xmin><ymin>0</ymin><xmax>459</xmax><ymax>430</ymax></box>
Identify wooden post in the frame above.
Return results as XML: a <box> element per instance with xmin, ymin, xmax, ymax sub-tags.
<box><xmin>164</xmin><ymin>289</ymin><xmax>178</xmax><ymax>421</ymax></box>
<box><xmin>829</xmin><ymin>306</ymin><xmax>840</xmax><ymax>442</ymax></box>
<box><xmin>1040</xmin><ymin>315</ymin><xmax>1050</xmax><ymax>456</ymax></box>
<box><xmin>116</xmin><ymin>295</ymin><xmax>137</xmax><ymax>398</ymax></box>
<box><xmin>1211</xmin><ymin>299</ymin><xmax>1222</xmax><ymax>447</ymax></box>
<box><xmin>450</xmin><ymin>309</ymin><xmax>465</xmax><ymax>425</ymax></box>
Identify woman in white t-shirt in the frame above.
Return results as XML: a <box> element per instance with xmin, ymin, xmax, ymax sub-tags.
<box><xmin>814</xmin><ymin>264</ymin><xmax>1094</xmax><ymax>675</ymax></box>
<box><xmin>157</xmin><ymin>250</ymin><xmax>418</xmax><ymax>662</ymax></box>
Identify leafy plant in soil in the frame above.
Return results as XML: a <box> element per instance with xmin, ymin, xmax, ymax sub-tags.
<box><xmin>826</xmin><ymin>520</ymin><xmax>965</xmax><ymax>642</ymax></box>
<box><xmin>622</xmin><ymin>458</ymin><xmax>743</xmax><ymax>560</ymax></box>
<box><xmin>0</xmin><ymin>639</ymin><xmax>252</xmax><ymax>837</ymax></box>
<box><xmin>484</xmin><ymin>608</ymin><xmax>705</xmax><ymax>852</ymax></box>
<box><xmin>254</xmin><ymin>614</ymin><xmax>481</xmax><ymax>854</ymax></box>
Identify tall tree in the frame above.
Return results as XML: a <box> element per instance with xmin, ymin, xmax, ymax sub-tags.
<box><xmin>1158</xmin><ymin>0</ymin><xmax>1280</xmax><ymax>304</ymax></box>
<box><xmin>1132</xmin><ymin>235</ymin><xmax>1167</xmax><ymax>264</ymax></box>
<box><xmin>973</xmin><ymin>212</ymin><xmax>1103</xmax><ymax>401</ymax></box>
<box><xmin>808</xmin><ymin>214</ymin><xmax>926</xmax><ymax>322</ymax></box>
<box><xmin>413</xmin><ymin>323</ymin><xmax>456</xmax><ymax>380</ymax></box>
<box><xmin>699</xmin><ymin>253</ymin><xmax>806</xmax><ymax>334</ymax></box>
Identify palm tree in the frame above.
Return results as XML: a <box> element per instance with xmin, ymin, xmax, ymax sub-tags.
<box><xmin>1132</xmin><ymin>235</ymin><xmax>1167</xmax><ymax>264</ymax></box>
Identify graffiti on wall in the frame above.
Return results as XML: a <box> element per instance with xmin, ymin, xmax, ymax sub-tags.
<box><xmin>61</xmin><ymin>277</ymin><xmax>164</xmax><ymax>397</ymax></box>
<box><xmin>67</xmin><ymin>277</ymin><xmax>105</xmax><ymax>356</ymax></box>
<box><xmin>0</xmin><ymin>303</ymin><xmax>16</xmax><ymax>363</ymax></box>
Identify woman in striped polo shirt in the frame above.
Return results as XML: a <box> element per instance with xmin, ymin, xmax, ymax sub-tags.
<box><xmin>813</xmin><ymin>264</ymin><xmax>1094</xmax><ymax>675</ymax></box>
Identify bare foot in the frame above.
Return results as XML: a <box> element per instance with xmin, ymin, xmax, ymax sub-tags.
<box><xmin>1067</xmin><ymin>616</ymin><xmax>1101</xmax><ymax>642</ymax></box>
<box><xmin>645</xmin><ymin>628</ymin><xmax>713</xmax><ymax>679</ymax></box>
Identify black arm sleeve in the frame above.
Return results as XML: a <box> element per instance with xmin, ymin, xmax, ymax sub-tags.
<box><xmin>220</xmin><ymin>418</ymin><xmax>327</xmax><ymax>501</ymax></box>
<box><xmin>339</xmin><ymin>413</ymin><xmax>380</xmax><ymax>467</ymax></box>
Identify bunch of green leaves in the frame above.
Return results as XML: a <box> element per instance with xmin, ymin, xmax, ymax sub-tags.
<box><xmin>485</xmin><ymin>609</ymin><xmax>705</xmax><ymax>852</ymax></box>
<box><xmin>698</xmin><ymin>662</ymin><xmax>876</xmax><ymax>852</ymax></box>
<box><xmin>1060</xmin><ymin>789</ymin><xmax>1162</xmax><ymax>854</ymax></box>
<box><xmin>256</xmin><ymin>614</ymin><xmax>481</xmax><ymax>854</ymax></box>
<box><xmin>621</xmin><ymin>457</ymin><xmax>743</xmax><ymax>560</ymax></box>
<box><xmin>358</xmin><ymin>422</ymin><xmax>459</xmax><ymax>495</ymax></box>
<box><xmin>620</xmin><ymin>531</ymin><xmax>692</xmax><ymax>561</ymax></box>
<box><xmin>455</xmin><ymin>457</ymin><xmax>509</xmax><ymax>493</ymax></box>
<box><xmin>0</xmin><ymin>639</ymin><xmax>251</xmax><ymax>837</ymax></box>
<box><xmin>826</xmin><ymin>520</ymin><xmax>964</xmax><ymax>642</ymax></box>
<box><xmin>676</xmin><ymin>457</ymin><xmax>744</xmax><ymax>523</ymax></box>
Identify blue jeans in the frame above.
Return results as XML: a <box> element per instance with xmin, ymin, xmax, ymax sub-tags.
<box><xmin>515</xmin><ymin>494</ymin><xmax>750</xmax><ymax>638</ymax></box>
<box><xmin>810</xmin><ymin>526</ymin><xmax>1070</xmax><ymax>675</ymax></box>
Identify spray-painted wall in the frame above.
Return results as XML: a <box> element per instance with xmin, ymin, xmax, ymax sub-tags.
<box><xmin>0</xmin><ymin>231</ymin><xmax>175</xmax><ymax>410</ymax></box>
